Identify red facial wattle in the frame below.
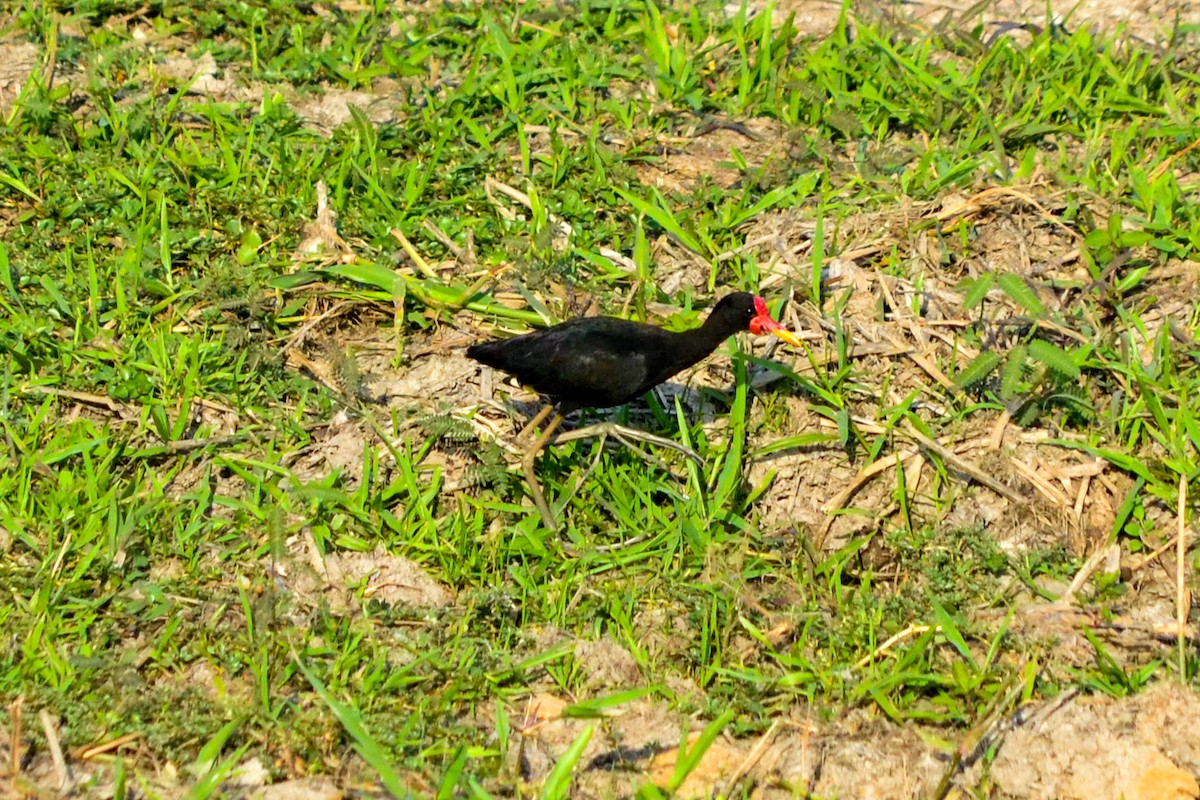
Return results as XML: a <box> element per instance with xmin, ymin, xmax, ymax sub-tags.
<box><xmin>750</xmin><ymin>295</ymin><xmax>803</xmax><ymax>346</ymax></box>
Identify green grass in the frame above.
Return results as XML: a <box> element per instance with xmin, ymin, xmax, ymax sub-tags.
<box><xmin>2</xmin><ymin>0</ymin><xmax>1199</xmax><ymax>796</ymax></box>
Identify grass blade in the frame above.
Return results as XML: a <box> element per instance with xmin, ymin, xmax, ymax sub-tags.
<box><xmin>540</xmin><ymin>725</ymin><xmax>594</xmax><ymax>800</ymax></box>
<box><xmin>615</xmin><ymin>187</ymin><xmax>709</xmax><ymax>256</ymax></box>
<box><xmin>296</xmin><ymin>657</ymin><xmax>408</xmax><ymax>798</ymax></box>
<box><xmin>667</xmin><ymin>709</ymin><xmax>736</xmax><ymax>791</ymax></box>
<box><xmin>712</xmin><ymin>350</ymin><xmax>748</xmax><ymax>509</ymax></box>
<box><xmin>562</xmin><ymin>686</ymin><xmax>658</xmax><ymax>718</ymax></box>
<box><xmin>930</xmin><ymin>597</ymin><xmax>977</xmax><ymax>671</ymax></box>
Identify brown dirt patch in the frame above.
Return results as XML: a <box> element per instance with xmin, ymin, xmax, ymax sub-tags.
<box><xmin>254</xmin><ymin>777</ymin><xmax>342</xmax><ymax>800</ymax></box>
<box><xmin>964</xmin><ymin>682</ymin><xmax>1200</xmax><ymax>800</ymax></box>
<box><xmin>277</xmin><ymin>534</ymin><xmax>455</xmax><ymax>618</ymax></box>
<box><xmin>633</xmin><ymin>117</ymin><xmax>792</xmax><ymax>196</ymax></box>
<box><xmin>0</xmin><ymin>40</ymin><xmax>38</xmax><ymax>116</ymax></box>
<box><xmin>480</xmin><ymin>676</ymin><xmax>1200</xmax><ymax>798</ymax></box>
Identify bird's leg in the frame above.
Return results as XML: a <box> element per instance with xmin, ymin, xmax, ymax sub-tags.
<box><xmin>515</xmin><ymin>403</ymin><xmax>555</xmax><ymax>443</ymax></box>
<box><xmin>522</xmin><ymin>411</ymin><xmax>564</xmax><ymax>531</ymax></box>
<box><xmin>550</xmin><ymin>422</ymin><xmax>703</xmax><ymax>467</ymax></box>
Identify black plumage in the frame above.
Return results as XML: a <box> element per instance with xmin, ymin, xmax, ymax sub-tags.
<box><xmin>467</xmin><ymin>291</ymin><xmax>799</xmax><ymax>412</ymax></box>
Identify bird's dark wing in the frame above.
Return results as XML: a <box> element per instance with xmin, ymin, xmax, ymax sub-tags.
<box><xmin>470</xmin><ymin>317</ymin><xmax>672</xmax><ymax>408</ymax></box>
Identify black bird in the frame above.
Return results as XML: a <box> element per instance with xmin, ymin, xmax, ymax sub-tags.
<box><xmin>468</xmin><ymin>292</ymin><xmax>802</xmax><ymax>528</ymax></box>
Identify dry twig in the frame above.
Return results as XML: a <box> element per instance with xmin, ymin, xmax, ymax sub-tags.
<box><xmin>1054</xmin><ymin>543</ymin><xmax>1120</xmax><ymax>607</ymax></box>
<box><xmin>1130</xmin><ymin>534</ymin><xmax>1183</xmax><ymax>573</ymax></box>
<box><xmin>39</xmin><ymin>710</ymin><xmax>68</xmax><ymax>792</ymax></box>
<box><xmin>855</xmin><ymin>624</ymin><xmax>938</xmax><ymax>668</ymax></box>
<box><xmin>815</xmin><ymin>450</ymin><xmax>920</xmax><ymax>550</ymax></box>
<box><xmin>903</xmin><ymin>423</ymin><xmax>1027</xmax><ymax>504</ymax></box>
<box><xmin>725</xmin><ymin>720</ymin><xmax>780</xmax><ymax>797</ymax></box>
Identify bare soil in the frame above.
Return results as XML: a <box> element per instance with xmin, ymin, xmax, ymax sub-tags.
<box><xmin>459</xmin><ymin>643</ymin><xmax>1200</xmax><ymax>799</ymax></box>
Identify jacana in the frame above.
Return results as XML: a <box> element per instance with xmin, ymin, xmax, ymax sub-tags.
<box><xmin>468</xmin><ymin>292</ymin><xmax>802</xmax><ymax>529</ymax></box>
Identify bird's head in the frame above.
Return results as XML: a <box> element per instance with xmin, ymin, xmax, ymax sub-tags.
<box><xmin>748</xmin><ymin>295</ymin><xmax>803</xmax><ymax>347</ymax></box>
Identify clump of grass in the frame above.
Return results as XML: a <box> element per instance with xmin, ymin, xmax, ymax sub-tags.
<box><xmin>2</xmin><ymin>1</ymin><xmax>1199</xmax><ymax>796</ymax></box>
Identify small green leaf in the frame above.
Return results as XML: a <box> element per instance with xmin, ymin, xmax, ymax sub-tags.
<box><xmin>236</xmin><ymin>229</ymin><xmax>263</xmax><ymax>265</ymax></box>
<box><xmin>751</xmin><ymin>431</ymin><xmax>840</xmax><ymax>458</ymax></box>
<box><xmin>1110</xmin><ymin>476</ymin><xmax>1146</xmax><ymax>541</ymax></box>
<box><xmin>468</xmin><ymin>779</ymin><xmax>498</xmax><ymax>800</ymax></box>
<box><xmin>1027</xmin><ymin>339</ymin><xmax>1079</xmax><ymax>379</ymax></box>
<box><xmin>1000</xmin><ymin>344</ymin><xmax>1027</xmax><ymax>398</ymax></box>
<box><xmin>1116</xmin><ymin>230</ymin><xmax>1154</xmax><ymax>247</ymax></box>
<box><xmin>0</xmin><ymin>170</ymin><xmax>39</xmax><ymax>200</ymax></box>
<box><xmin>1083</xmin><ymin>227</ymin><xmax>1111</xmax><ymax>249</ymax></box>
<box><xmin>997</xmin><ymin>273</ymin><xmax>1047</xmax><ymax>318</ymax></box>
<box><xmin>961</xmin><ymin>272</ymin><xmax>995</xmax><ymax>310</ymax></box>
<box><xmin>191</xmin><ymin>719</ymin><xmax>241</xmax><ymax>775</ymax></box>
<box><xmin>953</xmin><ymin>350</ymin><xmax>1002</xmax><ymax>390</ymax></box>
<box><xmin>325</xmin><ymin>261</ymin><xmax>405</xmax><ymax>295</ymax></box>
<box><xmin>1113</xmin><ymin>266</ymin><xmax>1149</xmax><ymax>294</ymax></box>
